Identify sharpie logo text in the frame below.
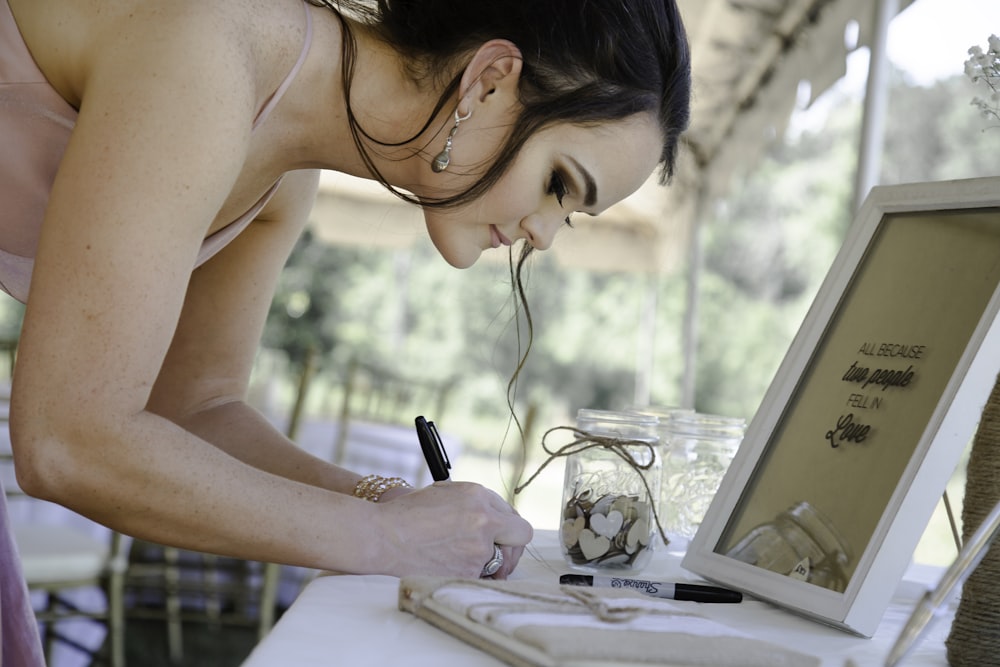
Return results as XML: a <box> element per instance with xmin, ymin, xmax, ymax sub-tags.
<box><xmin>609</xmin><ymin>577</ymin><xmax>659</xmax><ymax>595</ymax></box>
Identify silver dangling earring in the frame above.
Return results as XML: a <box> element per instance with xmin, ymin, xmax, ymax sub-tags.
<box><xmin>431</xmin><ymin>108</ymin><xmax>472</xmax><ymax>173</ymax></box>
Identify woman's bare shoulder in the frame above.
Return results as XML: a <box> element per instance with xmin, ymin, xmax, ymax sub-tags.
<box><xmin>9</xmin><ymin>0</ymin><xmax>300</xmax><ymax>111</ymax></box>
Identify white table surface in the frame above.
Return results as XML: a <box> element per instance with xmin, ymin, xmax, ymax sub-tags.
<box><xmin>241</xmin><ymin>531</ymin><xmax>956</xmax><ymax>667</ymax></box>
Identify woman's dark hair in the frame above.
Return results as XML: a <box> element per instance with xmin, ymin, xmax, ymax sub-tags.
<box><xmin>308</xmin><ymin>0</ymin><xmax>692</xmax><ymax>209</ymax></box>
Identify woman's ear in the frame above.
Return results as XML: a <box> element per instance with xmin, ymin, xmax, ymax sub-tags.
<box><xmin>457</xmin><ymin>39</ymin><xmax>523</xmax><ymax>115</ymax></box>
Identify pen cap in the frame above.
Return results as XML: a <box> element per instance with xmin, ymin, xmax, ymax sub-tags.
<box><xmin>560</xmin><ymin>410</ymin><xmax>660</xmax><ymax>575</ymax></box>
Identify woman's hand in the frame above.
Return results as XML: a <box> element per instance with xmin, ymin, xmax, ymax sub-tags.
<box><xmin>374</xmin><ymin>481</ymin><xmax>532</xmax><ymax>579</ymax></box>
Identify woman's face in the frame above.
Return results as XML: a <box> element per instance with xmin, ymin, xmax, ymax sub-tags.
<box><xmin>419</xmin><ymin>113</ymin><xmax>663</xmax><ymax>269</ymax></box>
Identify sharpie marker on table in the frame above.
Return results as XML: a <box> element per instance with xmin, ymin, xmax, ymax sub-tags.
<box><xmin>560</xmin><ymin>574</ymin><xmax>743</xmax><ymax>603</ymax></box>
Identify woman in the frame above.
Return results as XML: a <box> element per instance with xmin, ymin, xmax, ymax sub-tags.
<box><xmin>0</xmin><ymin>0</ymin><xmax>690</xmax><ymax>658</ymax></box>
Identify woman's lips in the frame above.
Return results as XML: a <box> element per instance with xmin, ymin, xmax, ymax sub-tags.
<box><xmin>490</xmin><ymin>225</ymin><xmax>512</xmax><ymax>248</ymax></box>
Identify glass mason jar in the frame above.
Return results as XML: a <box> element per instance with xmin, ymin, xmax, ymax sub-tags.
<box><xmin>725</xmin><ymin>500</ymin><xmax>853</xmax><ymax>592</ymax></box>
<box><xmin>658</xmin><ymin>412</ymin><xmax>745</xmax><ymax>541</ymax></box>
<box><xmin>560</xmin><ymin>409</ymin><xmax>661</xmax><ymax>573</ymax></box>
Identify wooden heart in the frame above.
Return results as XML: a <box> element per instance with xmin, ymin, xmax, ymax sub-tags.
<box><xmin>611</xmin><ymin>495</ymin><xmax>635</xmax><ymax>517</ymax></box>
<box><xmin>590</xmin><ymin>510</ymin><xmax>624</xmax><ymax>539</ymax></box>
<box><xmin>578</xmin><ymin>529</ymin><xmax>611</xmax><ymax>561</ymax></box>
<box><xmin>561</xmin><ymin>517</ymin><xmax>585</xmax><ymax>548</ymax></box>
<box><xmin>626</xmin><ymin>518</ymin><xmax>651</xmax><ymax>552</ymax></box>
<box><xmin>591</xmin><ymin>494</ymin><xmax>615</xmax><ymax>516</ymax></box>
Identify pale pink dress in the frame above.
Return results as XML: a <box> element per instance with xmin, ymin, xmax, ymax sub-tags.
<box><xmin>0</xmin><ymin>0</ymin><xmax>313</xmax><ymax>662</ymax></box>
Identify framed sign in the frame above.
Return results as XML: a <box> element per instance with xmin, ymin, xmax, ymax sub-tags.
<box><xmin>682</xmin><ymin>176</ymin><xmax>1000</xmax><ymax>637</ymax></box>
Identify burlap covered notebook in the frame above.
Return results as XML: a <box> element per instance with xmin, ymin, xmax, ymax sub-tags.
<box><xmin>398</xmin><ymin>577</ymin><xmax>821</xmax><ymax>667</ymax></box>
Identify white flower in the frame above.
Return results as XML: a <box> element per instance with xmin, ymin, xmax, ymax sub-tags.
<box><xmin>966</xmin><ymin>35</ymin><xmax>1000</xmax><ymax>128</ymax></box>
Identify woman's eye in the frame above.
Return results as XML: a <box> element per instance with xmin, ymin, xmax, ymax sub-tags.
<box><xmin>547</xmin><ymin>170</ymin><xmax>568</xmax><ymax>206</ymax></box>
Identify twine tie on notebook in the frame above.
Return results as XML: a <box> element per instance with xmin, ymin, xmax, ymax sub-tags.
<box><xmin>436</xmin><ymin>579</ymin><xmax>701</xmax><ymax>626</ymax></box>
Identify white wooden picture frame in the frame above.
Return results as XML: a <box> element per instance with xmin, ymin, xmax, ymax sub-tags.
<box><xmin>682</xmin><ymin>176</ymin><xmax>1000</xmax><ymax>637</ymax></box>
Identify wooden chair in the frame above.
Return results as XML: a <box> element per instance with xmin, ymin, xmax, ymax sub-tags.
<box><xmin>1</xmin><ymin>382</ymin><xmax>129</xmax><ymax>667</ymax></box>
<box><xmin>13</xmin><ymin>520</ymin><xmax>130</xmax><ymax>667</ymax></box>
<box><xmin>123</xmin><ymin>543</ymin><xmax>278</xmax><ymax>661</ymax></box>
<box><xmin>331</xmin><ymin>356</ymin><xmax>458</xmax><ymax>487</ymax></box>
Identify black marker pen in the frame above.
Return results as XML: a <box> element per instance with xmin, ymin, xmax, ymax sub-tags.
<box><xmin>415</xmin><ymin>415</ymin><xmax>451</xmax><ymax>481</ymax></box>
<box><xmin>560</xmin><ymin>574</ymin><xmax>743</xmax><ymax>603</ymax></box>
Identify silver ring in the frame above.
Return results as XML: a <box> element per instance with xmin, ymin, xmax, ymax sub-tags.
<box><xmin>481</xmin><ymin>544</ymin><xmax>504</xmax><ymax>577</ymax></box>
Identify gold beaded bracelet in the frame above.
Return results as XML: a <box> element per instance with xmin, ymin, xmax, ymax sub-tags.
<box><xmin>353</xmin><ymin>474</ymin><xmax>413</xmax><ymax>502</ymax></box>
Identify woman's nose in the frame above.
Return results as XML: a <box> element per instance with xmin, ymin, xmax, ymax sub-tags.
<box><xmin>520</xmin><ymin>212</ymin><xmax>563</xmax><ymax>251</ymax></box>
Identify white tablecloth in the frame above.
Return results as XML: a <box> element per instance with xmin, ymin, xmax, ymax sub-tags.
<box><xmin>241</xmin><ymin>532</ymin><xmax>955</xmax><ymax>667</ymax></box>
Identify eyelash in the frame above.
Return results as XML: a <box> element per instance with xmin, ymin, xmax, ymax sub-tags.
<box><xmin>548</xmin><ymin>170</ymin><xmax>574</xmax><ymax>228</ymax></box>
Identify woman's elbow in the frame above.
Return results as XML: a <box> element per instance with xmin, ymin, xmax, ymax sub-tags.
<box><xmin>9</xmin><ymin>406</ymin><xmax>97</xmax><ymax>505</ymax></box>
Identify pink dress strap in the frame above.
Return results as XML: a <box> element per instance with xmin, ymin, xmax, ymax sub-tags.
<box><xmin>254</xmin><ymin>1</ymin><xmax>313</xmax><ymax>131</ymax></box>
<box><xmin>194</xmin><ymin>2</ymin><xmax>313</xmax><ymax>268</ymax></box>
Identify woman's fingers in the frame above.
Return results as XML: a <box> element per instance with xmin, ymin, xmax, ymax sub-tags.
<box><xmin>482</xmin><ymin>544</ymin><xmax>524</xmax><ymax>580</ymax></box>
<box><xmin>377</xmin><ymin>481</ymin><xmax>533</xmax><ymax>577</ymax></box>
<box><xmin>493</xmin><ymin>512</ymin><xmax>533</xmax><ymax>554</ymax></box>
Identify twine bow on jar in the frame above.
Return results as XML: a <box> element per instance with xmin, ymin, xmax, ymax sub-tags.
<box><xmin>514</xmin><ymin>425</ymin><xmax>669</xmax><ymax>546</ymax></box>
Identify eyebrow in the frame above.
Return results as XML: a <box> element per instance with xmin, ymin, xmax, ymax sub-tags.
<box><xmin>567</xmin><ymin>157</ymin><xmax>598</xmax><ymax>208</ymax></box>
